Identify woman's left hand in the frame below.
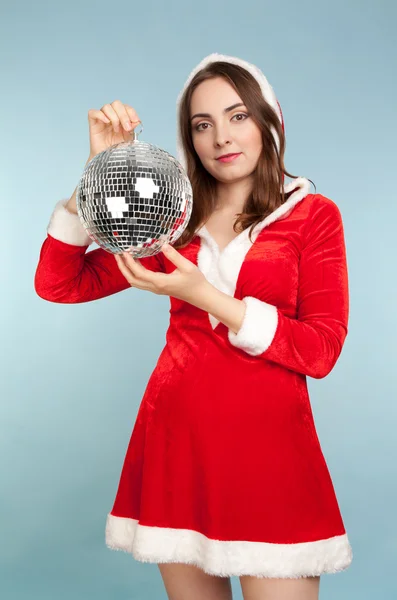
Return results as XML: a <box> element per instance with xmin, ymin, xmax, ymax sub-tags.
<box><xmin>114</xmin><ymin>243</ymin><xmax>210</xmax><ymax>306</ymax></box>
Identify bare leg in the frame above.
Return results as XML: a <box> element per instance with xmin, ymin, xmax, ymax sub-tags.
<box><xmin>158</xmin><ymin>562</ymin><xmax>233</xmax><ymax>600</ymax></box>
<box><xmin>239</xmin><ymin>575</ymin><xmax>320</xmax><ymax>600</ymax></box>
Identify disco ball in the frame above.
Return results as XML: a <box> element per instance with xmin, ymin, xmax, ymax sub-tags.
<box><xmin>76</xmin><ymin>125</ymin><xmax>193</xmax><ymax>258</ymax></box>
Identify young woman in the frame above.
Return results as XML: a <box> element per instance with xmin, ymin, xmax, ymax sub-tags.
<box><xmin>34</xmin><ymin>52</ymin><xmax>352</xmax><ymax>600</ymax></box>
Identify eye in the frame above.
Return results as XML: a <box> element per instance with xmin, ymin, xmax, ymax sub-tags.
<box><xmin>232</xmin><ymin>112</ymin><xmax>248</xmax><ymax>123</ymax></box>
<box><xmin>194</xmin><ymin>112</ymin><xmax>249</xmax><ymax>132</ymax></box>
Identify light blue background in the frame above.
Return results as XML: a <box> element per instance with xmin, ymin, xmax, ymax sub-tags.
<box><xmin>1</xmin><ymin>0</ymin><xmax>396</xmax><ymax>598</ymax></box>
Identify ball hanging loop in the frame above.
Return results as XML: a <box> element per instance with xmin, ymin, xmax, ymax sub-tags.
<box><xmin>132</xmin><ymin>122</ymin><xmax>144</xmax><ymax>142</ymax></box>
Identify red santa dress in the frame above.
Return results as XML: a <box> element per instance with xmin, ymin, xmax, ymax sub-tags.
<box><xmin>34</xmin><ymin>53</ymin><xmax>353</xmax><ymax>579</ymax></box>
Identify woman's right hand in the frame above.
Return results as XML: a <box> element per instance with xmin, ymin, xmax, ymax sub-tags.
<box><xmin>62</xmin><ymin>101</ymin><xmax>141</xmax><ymax>215</ymax></box>
<box><xmin>87</xmin><ymin>100</ymin><xmax>141</xmax><ymax>159</ymax></box>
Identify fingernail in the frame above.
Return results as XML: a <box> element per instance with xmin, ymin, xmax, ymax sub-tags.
<box><xmin>124</xmin><ymin>121</ymin><xmax>132</xmax><ymax>130</ymax></box>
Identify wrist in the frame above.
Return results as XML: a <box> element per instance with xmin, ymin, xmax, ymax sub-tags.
<box><xmin>193</xmin><ymin>281</ymin><xmax>220</xmax><ymax>311</ymax></box>
<box><xmin>194</xmin><ymin>283</ymin><xmax>246</xmax><ymax>333</ymax></box>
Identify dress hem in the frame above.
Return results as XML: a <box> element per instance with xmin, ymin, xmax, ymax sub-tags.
<box><xmin>105</xmin><ymin>513</ymin><xmax>353</xmax><ymax>578</ymax></box>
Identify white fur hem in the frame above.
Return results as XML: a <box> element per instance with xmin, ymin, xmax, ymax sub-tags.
<box><xmin>105</xmin><ymin>513</ymin><xmax>353</xmax><ymax>578</ymax></box>
<box><xmin>228</xmin><ymin>296</ymin><xmax>278</xmax><ymax>355</ymax></box>
<box><xmin>47</xmin><ymin>199</ymin><xmax>93</xmax><ymax>247</ymax></box>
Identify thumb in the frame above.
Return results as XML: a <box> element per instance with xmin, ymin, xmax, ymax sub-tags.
<box><xmin>161</xmin><ymin>243</ymin><xmax>186</xmax><ymax>268</ymax></box>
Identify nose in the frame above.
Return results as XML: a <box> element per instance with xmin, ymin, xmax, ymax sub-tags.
<box><xmin>213</xmin><ymin>122</ymin><xmax>232</xmax><ymax>148</ymax></box>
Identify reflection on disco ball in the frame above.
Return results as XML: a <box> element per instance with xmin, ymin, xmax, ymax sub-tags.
<box><xmin>76</xmin><ymin>127</ymin><xmax>193</xmax><ymax>258</ymax></box>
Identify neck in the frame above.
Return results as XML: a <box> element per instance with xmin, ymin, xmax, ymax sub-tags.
<box><xmin>214</xmin><ymin>176</ymin><xmax>254</xmax><ymax>213</ymax></box>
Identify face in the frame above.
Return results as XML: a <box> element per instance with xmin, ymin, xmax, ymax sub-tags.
<box><xmin>189</xmin><ymin>77</ymin><xmax>263</xmax><ymax>184</ymax></box>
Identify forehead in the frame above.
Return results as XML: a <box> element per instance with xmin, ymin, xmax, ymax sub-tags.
<box><xmin>190</xmin><ymin>77</ymin><xmax>242</xmax><ymax>112</ymax></box>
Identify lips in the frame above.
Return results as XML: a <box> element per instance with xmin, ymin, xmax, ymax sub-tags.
<box><xmin>216</xmin><ymin>152</ymin><xmax>241</xmax><ymax>160</ymax></box>
<box><xmin>216</xmin><ymin>152</ymin><xmax>242</xmax><ymax>163</ymax></box>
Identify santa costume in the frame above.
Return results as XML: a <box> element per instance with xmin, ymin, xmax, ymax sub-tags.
<box><xmin>34</xmin><ymin>53</ymin><xmax>353</xmax><ymax>578</ymax></box>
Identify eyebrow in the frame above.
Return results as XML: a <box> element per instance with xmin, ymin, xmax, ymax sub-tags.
<box><xmin>190</xmin><ymin>102</ymin><xmax>245</xmax><ymax>122</ymax></box>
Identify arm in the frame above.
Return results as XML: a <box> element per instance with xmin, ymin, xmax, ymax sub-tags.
<box><xmin>34</xmin><ymin>199</ymin><xmax>165</xmax><ymax>303</ymax></box>
<box><xmin>199</xmin><ymin>195</ymin><xmax>349</xmax><ymax>379</ymax></box>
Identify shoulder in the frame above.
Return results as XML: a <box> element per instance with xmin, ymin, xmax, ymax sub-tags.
<box><xmin>304</xmin><ymin>192</ymin><xmax>342</xmax><ymax>217</ymax></box>
<box><xmin>301</xmin><ymin>193</ymin><xmax>345</xmax><ymax>247</ymax></box>
<box><xmin>303</xmin><ymin>192</ymin><xmax>344</xmax><ymax>225</ymax></box>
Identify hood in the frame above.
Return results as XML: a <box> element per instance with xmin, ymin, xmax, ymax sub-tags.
<box><xmin>176</xmin><ymin>52</ymin><xmax>285</xmax><ymax>171</ymax></box>
<box><xmin>174</xmin><ymin>54</ymin><xmax>312</xmax><ymax>329</ymax></box>
<box><xmin>175</xmin><ymin>52</ymin><xmax>311</xmax><ymax>226</ymax></box>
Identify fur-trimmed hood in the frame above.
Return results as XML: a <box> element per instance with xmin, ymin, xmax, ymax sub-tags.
<box><xmin>174</xmin><ymin>53</ymin><xmax>312</xmax><ymax>328</ymax></box>
<box><xmin>175</xmin><ymin>52</ymin><xmax>311</xmax><ymax>227</ymax></box>
<box><xmin>176</xmin><ymin>52</ymin><xmax>286</xmax><ymax>172</ymax></box>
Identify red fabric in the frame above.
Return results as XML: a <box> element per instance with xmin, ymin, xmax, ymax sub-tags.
<box><xmin>34</xmin><ymin>192</ymin><xmax>349</xmax><ymax>545</ymax></box>
<box><xmin>34</xmin><ymin>237</ymin><xmax>165</xmax><ymax>303</ymax></box>
<box><xmin>239</xmin><ymin>195</ymin><xmax>349</xmax><ymax>379</ymax></box>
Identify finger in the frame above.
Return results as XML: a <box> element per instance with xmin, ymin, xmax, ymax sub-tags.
<box><xmin>101</xmin><ymin>103</ymin><xmax>122</xmax><ymax>133</ymax></box>
<box><xmin>88</xmin><ymin>108</ymin><xmax>111</xmax><ymax>125</ymax></box>
<box><xmin>122</xmin><ymin>252</ymin><xmax>170</xmax><ymax>294</ymax></box>
<box><xmin>122</xmin><ymin>252</ymin><xmax>157</xmax><ymax>283</ymax></box>
<box><xmin>124</xmin><ymin>104</ymin><xmax>141</xmax><ymax>124</ymax></box>
<box><xmin>161</xmin><ymin>243</ymin><xmax>190</xmax><ymax>270</ymax></box>
<box><xmin>112</xmin><ymin>100</ymin><xmax>139</xmax><ymax>133</ymax></box>
<box><xmin>115</xmin><ymin>254</ymin><xmax>154</xmax><ymax>291</ymax></box>
<box><xmin>115</xmin><ymin>254</ymin><xmax>140</xmax><ymax>287</ymax></box>
<box><xmin>124</xmin><ymin>104</ymin><xmax>141</xmax><ymax>129</ymax></box>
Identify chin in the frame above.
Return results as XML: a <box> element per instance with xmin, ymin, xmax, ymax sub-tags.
<box><xmin>217</xmin><ymin>164</ymin><xmax>252</xmax><ymax>177</ymax></box>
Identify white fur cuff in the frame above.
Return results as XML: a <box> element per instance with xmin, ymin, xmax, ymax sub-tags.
<box><xmin>228</xmin><ymin>296</ymin><xmax>278</xmax><ymax>355</ymax></box>
<box><xmin>47</xmin><ymin>199</ymin><xmax>93</xmax><ymax>247</ymax></box>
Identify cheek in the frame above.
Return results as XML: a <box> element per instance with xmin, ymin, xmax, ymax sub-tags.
<box><xmin>238</xmin><ymin>119</ymin><xmax>261</xmax><ymax>146</ymax></box>
<box><xmin>192</xmin><ymin>135</ymin><xmax>209</xmax><ymax>161</ymax></box>
<box><xmin>191</xmin><ymin>133</ymin><xmax>199</xmax><ymax>151</ymax></box>
<box><xmin>242</xmin><ymin>126</ymin><xmax>262</xmax><ymax>150</ymax></box>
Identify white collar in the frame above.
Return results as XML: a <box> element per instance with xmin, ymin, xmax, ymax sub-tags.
<box><xmin>195</xmin><ymin>177</ymin><xmax>311</xmax><ymax>329</ymax></box>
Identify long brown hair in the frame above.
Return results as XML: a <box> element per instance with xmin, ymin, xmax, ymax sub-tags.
<box><xmin>174</xmin><ymin>61</ymin><xmax>315</xmax><ymax>249</ymax></box>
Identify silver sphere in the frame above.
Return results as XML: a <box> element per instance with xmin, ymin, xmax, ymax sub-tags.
<box><xmin>76</xmin><ymin>132</ymin><xmax>193</xmax><ymax>258</ymax></box>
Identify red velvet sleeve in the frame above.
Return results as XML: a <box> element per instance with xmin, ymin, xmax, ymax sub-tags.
<box><xmin>227</xmin><ymin>196</ymin><xmax>350</xmax><ymax>379</ymax></box>
<box><xmin>34</xmin><ymin>200</ymin><xmax>165</xmax><ymax>304</ymax></box>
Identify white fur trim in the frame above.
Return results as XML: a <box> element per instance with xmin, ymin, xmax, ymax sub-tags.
<box><xmin>105</xmin><ymin>513</ymin><xmax>353</xmax><ymax>577</ymax></box>
<box><xmin>176</xmin><ymin>52</ymin><xmax>282</xmax><ymax>172</ymax></box>
<box><xmin>196</xmin><ymin>177</ymin><xmax>311</xmax><ymax>329</ymax></box>
<box><xmin>228</xmin><ymin>296</ymin><xmax>278</xmax><ymax>355</ymax></box>
<box><xmin>47</xmin><ymin>199</ymin><xmax>93</xmax><ymax>247</ymax></box>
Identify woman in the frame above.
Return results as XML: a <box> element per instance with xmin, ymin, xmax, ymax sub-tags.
<box><xmin>34</xmin><ymin>52</ymin><xmax>352</xmax><ymax>600</ymax></box>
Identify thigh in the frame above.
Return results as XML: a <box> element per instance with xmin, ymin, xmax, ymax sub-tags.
<box><xmin>158</xmin><ymin>562</ymin><xmax>233</xmax><ymax>600</ymax></box>
<box><xmin>239</xmin><ymin>574</ymin><xmax>320</xmax><ymax>600</ymax></box>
